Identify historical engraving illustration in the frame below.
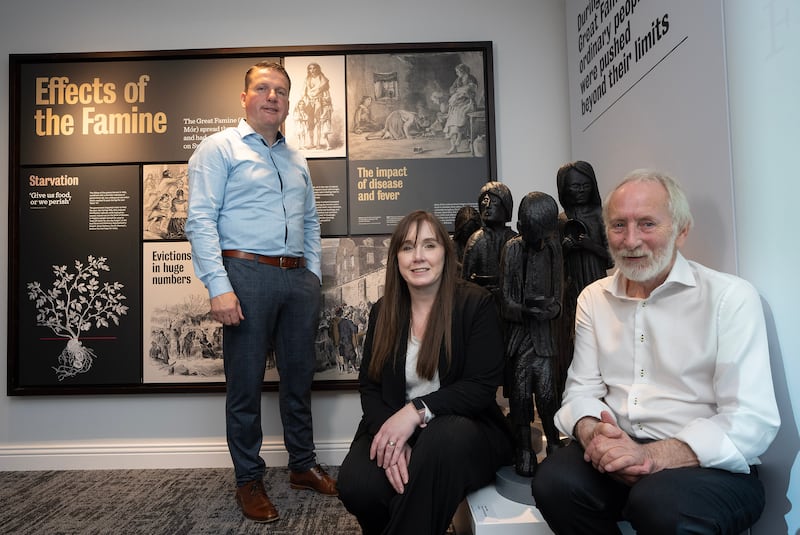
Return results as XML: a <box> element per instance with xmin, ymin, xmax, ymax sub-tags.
<box><xmin>143</xmin><ymin>164</ymin><xmax>190</xmax><ymax>241</ymax></box>
<box><xmin>346</xmin><ymin>51</ymin><xmax>487</xmax><ymax>161</ymax></box>
<box><xmin>284</xmin><ymin>56</ymin><xmax>347</xmax><ymax>158</ymax></box>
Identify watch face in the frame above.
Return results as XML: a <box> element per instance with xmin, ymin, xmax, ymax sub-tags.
<box><xmin>412</xmin><ymin>398</ymin><xmax>425</xmax><ymax>411</ymax></box>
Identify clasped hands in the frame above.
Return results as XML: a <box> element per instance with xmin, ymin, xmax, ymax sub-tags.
<box><xmin>580</xmin><ymin>411</ymin><xmax>656</xmax><ymax>486</ymax></box>
<box><xmin>369</xmin><ymin>403</ymin><xmax>420</xmax><ymax>494</ymax></box>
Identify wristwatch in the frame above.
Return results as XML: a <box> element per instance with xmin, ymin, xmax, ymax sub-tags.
<box><xmin>411</xmin><ymin>398</ymin><xmax>428</xmax><ymax>428</ymax></box>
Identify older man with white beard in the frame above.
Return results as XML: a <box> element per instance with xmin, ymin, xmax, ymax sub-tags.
<box><xmin>532</xmin><ymin>169</ymin><xmax>780</xmax><ymax>535</ymax></box>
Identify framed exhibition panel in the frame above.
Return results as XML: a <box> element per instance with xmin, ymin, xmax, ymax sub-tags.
<box><xmin>8</xmin><ymin>42</ymin><xmax>497</xmax><ymax>395</ymax></box>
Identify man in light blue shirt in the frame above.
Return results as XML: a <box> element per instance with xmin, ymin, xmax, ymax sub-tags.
<box><xmin>186</xmin><ymin>61</ymin><xmax>336</xmax><ymax>524</ymax></box>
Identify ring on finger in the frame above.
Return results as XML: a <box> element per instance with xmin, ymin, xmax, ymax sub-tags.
<box><xmin>388</xmin><ymin>441</ymin><xmax>396</xmax><ymax>447</ymax></box>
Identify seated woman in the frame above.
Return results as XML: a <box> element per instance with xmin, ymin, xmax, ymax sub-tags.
<box><xmin>337</xmin><ymin>210</ymin><xmax>512</xmax><ymax>535</ymax></box>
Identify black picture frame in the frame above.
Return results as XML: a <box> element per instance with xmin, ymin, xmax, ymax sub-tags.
<box><xmin>7</xmin><ymin>42</ymin><xmax>497</xmax><ymax>395</ymax></box>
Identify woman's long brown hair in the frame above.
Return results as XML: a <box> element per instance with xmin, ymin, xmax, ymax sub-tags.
<box><xmin>368</xmin><ymin>211</ymin><xmax>458</xmax><ymax>381</ymax></box>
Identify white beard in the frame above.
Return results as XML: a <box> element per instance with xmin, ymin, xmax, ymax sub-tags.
<box><xmin>612</xmin><ymin>234</ymin><xmax>676</xmax><ymax>283</ymax></box>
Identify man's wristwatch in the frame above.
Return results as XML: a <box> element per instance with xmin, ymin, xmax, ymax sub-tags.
<box><xmin>411</xmin><ymin>398</ymin><xmax>428</xmax><ymax>428</ymax></box>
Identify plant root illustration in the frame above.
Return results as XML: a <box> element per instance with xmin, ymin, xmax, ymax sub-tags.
<box><xmin>26</xmin><ymin>256</ymin><xmax>129</xmax><ymax>380</ymax></box>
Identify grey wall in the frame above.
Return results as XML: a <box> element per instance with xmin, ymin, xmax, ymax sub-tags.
<box><xmin>724</xmin><ymin>1</ymin><xmax>799</xmax><ymax>532</ymax></box>
<box><xmin>566</xmin><ymin>0</ymin><xmax>736</xmax><ymax>273</ymax></box>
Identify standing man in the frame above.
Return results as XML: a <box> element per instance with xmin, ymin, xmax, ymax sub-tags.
<box><xmin>532</xmin><ymin>169</ymin><xmax>780</xmax><ymax>534</ymax></box>
<box><xmin>186</xmin><ymin>61</ymin><xmax>336</xmax><ymax>524</ymax></box>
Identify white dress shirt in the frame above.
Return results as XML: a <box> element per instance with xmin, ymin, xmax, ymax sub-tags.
<box><xmin>556</xmin><ymin>253</ymin><xmax>780</xmax><ymax>473</ymax></box>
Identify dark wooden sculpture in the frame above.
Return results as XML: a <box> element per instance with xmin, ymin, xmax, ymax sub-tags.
<box><xmin>555</xmin><ymin>161</ymin><xmax>613</xmax><ymax>404</ymax></box>
<box><xmin>462</xmin><ymin>181</ymin><xmax>517</xmax><ymax>297</ymax></box>
<box><xmin>499</xmin><ymin>192</ymin><xmax>563</xmax><ymax>476</ymax></box>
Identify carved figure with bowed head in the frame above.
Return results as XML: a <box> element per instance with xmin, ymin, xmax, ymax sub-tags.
<box><xmin>499</xmin><ymin>191</ymin><xmax>564</xmax><ymax>476</ymax></box>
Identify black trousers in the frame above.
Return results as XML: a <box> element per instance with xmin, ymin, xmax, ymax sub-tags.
<box><xmin>337</xmin><ymin>414</ymin><xmax>510</xmax><ymax>535</ymax></box>
<box><xmin>531</xmin><ymin>441</ymin><xmax>765</xmax><ymax>535</ymax></box>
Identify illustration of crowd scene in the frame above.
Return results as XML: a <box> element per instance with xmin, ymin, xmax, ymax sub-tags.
<box><xmin>146</xmin><ymin>299</ymin><xmax>374</xmax><ymax>380</ymax></box>
<box><xmin>143</xmin><ymin>164</ymin><xmax>189</xmax><ymax>240</ymax></box>
<box><xmin>147</xmin><ymin>294</ymin><xmax>225</xmax><ymax>378</ymax></box>
<box><xmin>315</xmin><ymin>302</ymin><xmax>371</xmax><ymax>375</ymax></box>
<box><xmin>146</xmin><ymin>235</ymin><xmax>388</xmax><ymax>382</ymax></box>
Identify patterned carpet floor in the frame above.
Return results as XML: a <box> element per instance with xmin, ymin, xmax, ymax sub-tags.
<box><xmin>0</xmin><ymin>466</ymin><xmax>362</xmax><ymax>534</ymax></box>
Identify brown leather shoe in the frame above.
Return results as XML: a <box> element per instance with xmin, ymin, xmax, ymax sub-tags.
<box><xmin>289</xmin><ymin>464</ymin><xmax>338</xmax><ymax>496</ymax></box>
<box><xmin>235</xmin><ymin>480</ymin><xmax>279</xmax><ymax>523</ymax></box>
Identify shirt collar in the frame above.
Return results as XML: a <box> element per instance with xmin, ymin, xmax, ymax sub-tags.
<box><xmin>236</xmin><ymin>118</ymin><xmax>285</xmax><ymax>145</ymax></box>
<box><xmin>608</xmin><ymin>251</ymin><xmax>696</xmax><ymax>298</ymax></box>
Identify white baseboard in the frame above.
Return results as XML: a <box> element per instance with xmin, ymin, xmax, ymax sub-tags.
<box><xmin>0</xmin><ymin>439</ymin><xmax>351</xmax><ymax>471</ymax></box>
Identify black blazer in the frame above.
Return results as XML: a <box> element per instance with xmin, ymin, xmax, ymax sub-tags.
<box><xmin>355</xmin><ymin>279</ymin><xmax>512</xmax><ymax>454</ymax></box>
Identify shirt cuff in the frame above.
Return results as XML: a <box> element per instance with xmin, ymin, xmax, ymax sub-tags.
<box><xmin>207</xmin><ymin>276</ymin><xmax>234</xmax><ymax>299</ymax></box>
<box><xmin>420</xmin><ymin>400</ymin><xmax>435</xmax><ymax>424</ymax></box>
<box><xmin>674</xmin><ymin>419</ymin><xmax>751</xmax><ymax>473</ymax></box>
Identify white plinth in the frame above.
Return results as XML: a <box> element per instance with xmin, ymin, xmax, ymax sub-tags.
<box><xmin>451</xmin><ymin>482</ymin><xmax>639</xmax><ymax>535</ymax></box>
<box><xmin>452</xmin><ymin>483</ymin><xmax>554</xmax><ymax>535</ymax></box>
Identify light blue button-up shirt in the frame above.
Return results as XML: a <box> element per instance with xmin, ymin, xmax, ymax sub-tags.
<box><xmin>186</xmin><ymin>119</ymin><xmax>322</xmax><ymax>298</ymax></box>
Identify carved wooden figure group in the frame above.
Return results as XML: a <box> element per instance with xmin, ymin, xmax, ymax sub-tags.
<box><xmin>454</xmin><ymin>161</ymin><xmax>611</xmax><ymax>477</ymax></box>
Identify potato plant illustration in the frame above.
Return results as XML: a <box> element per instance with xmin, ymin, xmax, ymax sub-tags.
<box><xmin>26</xmin><ymin>256</ymin><xmax>129</xmax><ymax>380</ymax></box>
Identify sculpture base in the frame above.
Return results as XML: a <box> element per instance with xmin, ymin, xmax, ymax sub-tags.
<box><xmin>495</xmin><ymin>465</ymin><xmax>535</xmax><ymax>506</ymax></box>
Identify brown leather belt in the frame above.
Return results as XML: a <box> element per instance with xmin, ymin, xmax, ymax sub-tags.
<box><xmin>222</xmin><ymin>249</ymin><xmax>305</xmax><ymax>269</ymax></box>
